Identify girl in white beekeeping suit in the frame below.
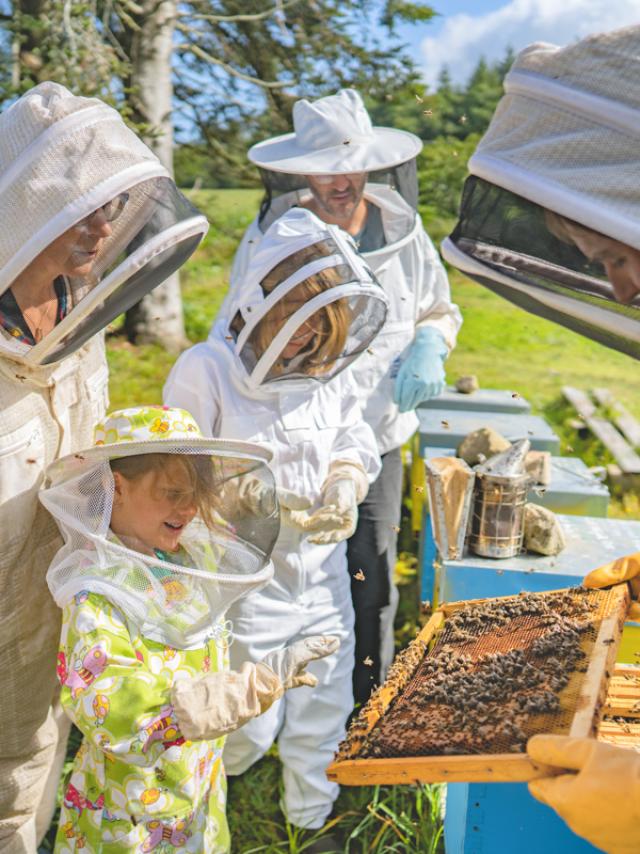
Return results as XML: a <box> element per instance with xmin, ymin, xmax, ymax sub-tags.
<box><xmin>40</xmin><ymin>405</ymin><xmax>337</xmax><ymax>852</ymax></box>
<box><xmin>164</xmin><ymin>207</ymin><xmax>388</xmax><ymax>835</ymax></box>
<box><xmin>0</xmin><ymin>82</ymin><xmax>210</xmax><ymax>852</ymax></box>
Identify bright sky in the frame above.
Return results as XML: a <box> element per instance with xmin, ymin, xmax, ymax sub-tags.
<box><xmin>398</xmin><ymin>0</ymin><xmax>640</xmax><ymax>90</ymax></box>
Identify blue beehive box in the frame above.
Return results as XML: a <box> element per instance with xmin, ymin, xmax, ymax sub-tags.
<box><xmin>417</xmin><ymin>409</ymin><xmax>560</xmax><ymax>454</ymax></box>
<box><xmin>419</xmin><ymin>387</ymin><xmax>531</xmax><ymax>414</ymax></box>
<box><xmin>437</xmin><ymin>514</ymin><xmax>640</xmax><ymax>604</ymax></box>
<box><xmin>445</xmin><ymin>781</ymin><xmax>602</xmax><ymax>854</ymax></box>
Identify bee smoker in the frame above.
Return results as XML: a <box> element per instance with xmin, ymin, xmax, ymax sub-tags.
<box><xmin>468</xmin><ymin>439</ymin><xmax>531</xmax><ymax>559</ymax></box>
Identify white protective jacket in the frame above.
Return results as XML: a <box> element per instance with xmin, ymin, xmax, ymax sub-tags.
<box><xmin>229</xmin><ymin>185</ymin><xmax>463</xmax><ymax>454</ymax></box>
<box><xmin>0</xmin><ymin>335</ymin><xmax>108</xmax><ymax>850</ymax></box>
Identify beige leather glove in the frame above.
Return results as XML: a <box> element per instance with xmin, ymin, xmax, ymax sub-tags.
<box><xmin>236</xmin><ymin>477</ymin><xmax>313</xmax><ymax>527</ymax></box>
<box><xmin>528</xmin><ymin>735</ymin><xmax>640</xmax><ymax>854</ymax></box>
<box><xmin>287</xmin><ymin>461</ymin><xmax>369</xmax><ymax>545</ymax></box>
<box><xmin>584</xmin><ymin>552</ymin><xmax>640</xmax><ymax>619</ymax></box>
<box><xmin>261</xmin><ymin>636</ymin><xmax>340</xmax><ymax>689</ymax></box>
<box><xmin>171</xmin><ymin>662</ymin><xmax>282</xmax><ymax>741</ymax></box>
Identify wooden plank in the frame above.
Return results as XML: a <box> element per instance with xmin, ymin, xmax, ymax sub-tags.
<box><xmin>327</xmin><ymin>753</ymin><xmax>561</xmax><ymax>786</ymax></box>
<box><xmin>563</xmin><ymin>386</ymin><xmax>597</xmax><ymax>418</ymax></box>
<box><xmin>593</xmin><ymin>388</ymin><xmax>640</xmax><ymax>449</ymax></box>
<box><xmin>569</xmin><ymin>584</ymin><xmax>630</xmax><ymax>738</ymax></box>
<box><xmin>563</xmin><ymin>386</ymin><xmax>640</xmax><ymax>474</ymax></box>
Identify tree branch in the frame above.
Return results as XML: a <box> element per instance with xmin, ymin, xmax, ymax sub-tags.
<box><xmin>175</xmin><ymin>34</ymin><xmax>293</xmax><ymax>89</ymax></box>
<box><xmin>183</xmin><ymin>0</ymin><xmax>300</xmax><ymax>24</ymax></box>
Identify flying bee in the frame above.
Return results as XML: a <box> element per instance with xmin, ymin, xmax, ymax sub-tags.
<box><xmin>353</xmin><ymin>569</ymin><xmax>366</xmax><ymax>582</ymax></box>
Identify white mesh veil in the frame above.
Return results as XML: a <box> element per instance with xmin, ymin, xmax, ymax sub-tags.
<box><xmin>0</xmin><ymin>82</ymin><xmax>208</xmax><ymax>367</ymax></box>
<box><xmin>41</xmin><ymin>444</ymin><xmax>278</xmax><ymax>650</ymax></box>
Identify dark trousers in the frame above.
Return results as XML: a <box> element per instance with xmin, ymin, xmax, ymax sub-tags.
<box><xmin>347</xmin><ymin>447</ymin><xmax>403</xmax><ymax>706</ymax></box>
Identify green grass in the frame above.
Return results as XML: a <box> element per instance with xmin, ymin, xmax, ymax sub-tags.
<box><xmin>46</xmin><ymin>188</ymin><xmax>639</xmax><ymax>853</ymax></box>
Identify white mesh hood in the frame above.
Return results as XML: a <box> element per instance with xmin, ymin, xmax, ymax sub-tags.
<box><xmin>221</xmin><ymin>207</ymin><xmax>388</xmax><ymax>394</ymax></box>
<box><xmin>41</xmin><ymin>444</ymin><xmax>278</xmax><ymax>650</ymax></box>
<box><xmin>442</xmin><ymin>26</ymin><xmax>640</xmax><ymax>360</ymax></box>
<box><xmin>0</xmin><ymin>82</ymin><xmax>208</xmax><ymax>367</ymax></box>
<box><xmin>467</xmin><ymin>26</ymin><xmax>640</xmax><ymax>251</ymax></box>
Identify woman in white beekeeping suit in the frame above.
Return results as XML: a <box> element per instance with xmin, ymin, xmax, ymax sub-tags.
<box><xmin>0</xmin><ymin>82</ymin><xmax>208</xmax><ymax>852</ymax></box>
<box><xmin>442</xmin><ymin>25</ymin><xmax>640</xmax><ymax>854</ymax></box>
<box><xmin>164</xmin><ymin>207</ymin><xmax>387</xmax><ymax>837</ymax></box>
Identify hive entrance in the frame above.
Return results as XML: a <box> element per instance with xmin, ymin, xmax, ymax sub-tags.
<box><xmin>329</xmin><ymin>585</ymin><xmax>629</xmax><ymax>785</ymax></box>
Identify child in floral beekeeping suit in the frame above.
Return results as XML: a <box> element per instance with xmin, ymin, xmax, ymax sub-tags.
<box><xmin>39</xmin><ymin>405</ymin><xmax>338</xmax><ymax>853</ymax></box>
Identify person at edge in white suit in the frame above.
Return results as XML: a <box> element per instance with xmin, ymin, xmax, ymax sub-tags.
<box><xmin>441</xmin><ymin>25</ymin><xmax>640</xmax><ymax>854</ymax></box>
<box><xmin>0</xmin><ymin>82</ymin><xmax>209</xmax><ymax>853</ymax></box>
<box><xmin>164</xmin><ymin>206</ymin><xmax>388</xmax><ymax>834</ymax></box>
<box><xmin>224</xmin><ymin>88</ymin><xmax>463</xmax><ymax>707</ymax></box>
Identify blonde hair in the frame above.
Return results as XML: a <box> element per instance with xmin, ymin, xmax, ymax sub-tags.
<box><xmin>250</xmin><ymin>242</ymin><xmax>352</xmax><ymax>376</ymax></box>
<box><xmin>110</xmin><ymin>453</ymin><xmax>221</xmax><ymax>530</ymax></box>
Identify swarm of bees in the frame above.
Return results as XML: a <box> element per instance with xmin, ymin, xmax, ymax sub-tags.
<box><xmin>337</xmin><ymin>587</ymin><xmax>605</xmax><ymax>761</ymax></box>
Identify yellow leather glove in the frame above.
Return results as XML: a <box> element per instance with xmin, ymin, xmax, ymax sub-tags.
<box><xmin>584</xmin><ymin>551</ymin><xmax>640</xmax><ymax>619</ymax></box>
<box><xmin>528</xmin><ymin>735</ymin><xmax>640</xmax><ymax>854</ymax></box>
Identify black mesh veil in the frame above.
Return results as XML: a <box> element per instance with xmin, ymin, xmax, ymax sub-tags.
<box><xmin>444</xmin><ymin>176</ymin><xmax>640</xmax><ymax>361</ymax></box>
<box><xmin>256</xmin><ymin>159</ymin><xmax>419</xmax><ymax>227</ymax></box>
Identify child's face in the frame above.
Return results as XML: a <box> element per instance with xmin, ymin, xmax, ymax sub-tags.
<box><xmin>110</xmin><ymin>463</ymin><xmax>198</xmax><ymax>555</ymax></box>
<box><xmin>272</xmin><ymin>298</ymin><xmax>323</xmax><ymax>359</ymax></box>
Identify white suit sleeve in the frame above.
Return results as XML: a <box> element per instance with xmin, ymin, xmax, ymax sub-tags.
<box><xmin>329</xmin><ymin>370</ymin><xmax>382</xmax><ymax>486</ymax></box>
<box><xmin>163</xmin><ymin>344</ymin><xmax>221</xmax><ymax>437</ymax></box>
<box><xmin>414</xmin><ymin>225</ymin><xmax>463</xmax><ymax>352</ymax></box>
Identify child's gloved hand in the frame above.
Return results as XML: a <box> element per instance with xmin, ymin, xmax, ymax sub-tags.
<box><xmin>261</xmin><ymin>636</ymin><xmax>340</xmax><ymax>689</ymax></box>
<box><xmin>305</xmin><ymin>479</ymin><xmax>358</xmax><ymax>545</ymax></box>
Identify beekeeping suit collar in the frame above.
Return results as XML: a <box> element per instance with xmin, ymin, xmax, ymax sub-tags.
<box><xmin>40</xmin><ymin>406</ymin><xmax>278</xmax><ymax>650</ymax></box>
<box><xmin>218</xmin><ymin>207</ymin><xmax>388</xmax><ymax>396</ymax></box>
<box><xmin>248</xmin><ymin>89</ymin><xmax>422</xmax><ymax>175</ymax></box>
<box><xmin>0</xmin><ymin>82</ymin><xmax>208</xmax><ymax>369</ymax></box>
<box><xmin>441</xmin><ymin>25</ymin><xmax>640</xmax><ymax>360</ymax></box>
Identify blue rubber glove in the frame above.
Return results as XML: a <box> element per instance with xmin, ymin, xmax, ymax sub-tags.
<box><xmin>393</xmin><ymin>327</ymin><xmax>448</xmax><ymax>412</ymax></box>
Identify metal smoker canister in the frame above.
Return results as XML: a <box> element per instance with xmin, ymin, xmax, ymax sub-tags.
<box><xmin>468</xmin><ymin>439</ymin><xmax>531</xmax><ymax>559</ymax></box>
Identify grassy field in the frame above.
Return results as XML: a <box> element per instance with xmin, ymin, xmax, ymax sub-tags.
<box><xmin>44</xmin><ymin>189</ymin><xmax>639</xmax><ymax>852</ymax></box>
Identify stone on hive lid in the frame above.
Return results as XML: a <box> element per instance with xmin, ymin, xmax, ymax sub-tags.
<box><xmin>524</xmin><ymin>503</ymin><xmax>566</xmax><ymax>555</ymax></box>
<box><xmin>457</xmin><ymin>427</ymin><xmax>511</xmax><ymax>466</ymax></box>
<box><xmin>455</xmin><ymin>375</ymin><xmax>480</xmax><ymax>394</ymax></box>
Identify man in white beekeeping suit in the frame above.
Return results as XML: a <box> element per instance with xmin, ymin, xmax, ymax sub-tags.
<box><xmin>0</xmin><ymin>82</ymin><xmax>208</xmax><ymax>852</ymax></box>
<box><xmin>442</xmin><ymin>25</ymin><xmax>640</xmax><ymax>854</ymax></box>
<box><xmin>227</xmin><ymin>89</ymin><xmax>462</xmax><ymax>707</ymax></box>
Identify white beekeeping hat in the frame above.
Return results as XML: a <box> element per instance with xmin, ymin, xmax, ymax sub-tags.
<box><xmin>0</xmin><ymin>82</ymin><xmax>209</xmax><ymax>366</ymax></box>
<box><xmin>248</xmin><ymin>89</ymin><xmax>422</xmax><ymax>175</ymax></box>
<box><xmin>41</xmin><ymin>406</ymin><xmax>278</xmax><ymax>649</ymax></box>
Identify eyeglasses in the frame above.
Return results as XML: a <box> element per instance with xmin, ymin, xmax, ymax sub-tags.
<box><xmin>82</xmin><ymin>192</ymin><xmax>130</xmax><ymax>225</ymax></box>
